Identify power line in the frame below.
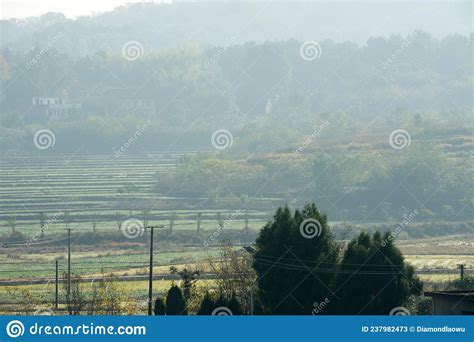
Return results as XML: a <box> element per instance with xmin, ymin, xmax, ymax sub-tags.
<box><xmin>1</xmin><ymin>235</ymin><xmax>80</xmax><ymax>247</ymax></box>
<box><xmin>252</xmin><ymin>259</ymin><xmax>434</xmax><ymax>275</ymax></box>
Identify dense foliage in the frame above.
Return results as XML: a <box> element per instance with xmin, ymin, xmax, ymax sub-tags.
<box><xmin>252</xmin><ymin>204</ymin><xmax>423</xmax><ymax>315</ymax></box>
<box><xmin>165</xmin><ymin>285</ymin><xmax>188</xmax><ymax>315</ymax></box>
<box><xmin>157</xmin><ymin>146</ymin><xmax>472</xmax><ymax>221</ymax></box>
<box><xmin>335</xmin><ymin>231</ymin><xmax>422</xmax><ymax>314</ymax></box>
<box><xmin>0</xmin><ymin>30</ymin><xmax>471</xmax><ymax>152</ymax></box>
<box><xmin>253</xmin><ymin>204</ymin><xmax>339</xmax><ymax>314</ymax></box>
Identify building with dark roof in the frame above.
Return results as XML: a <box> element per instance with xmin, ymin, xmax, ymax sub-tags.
<box><xmin>424</xmin><ymin>290</ymin><xmax>474</xmax><ymax>315</ymax></box>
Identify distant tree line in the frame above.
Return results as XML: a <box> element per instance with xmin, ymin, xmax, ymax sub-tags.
<box><xmin>157</xmin><ymin>147</ymin><xmax>472</xmax><ymax>221</ymax></box>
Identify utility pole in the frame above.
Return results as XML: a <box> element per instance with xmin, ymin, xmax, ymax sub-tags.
<box><xmin>243</xmin><ymin>245</ymin><xmax>256</xmax><ymax>315</ymax></box>
<box><xmin>55</xmin><ymin>260</ymin><xmax>59</xmax><ymax>309</ymax></box>
<box><xmin>64</xmin><ymin>228</ymin><xmax>72</xmax><ymax>305</ymax></box>
<box><xmin>147</xmin><ymin>225</ymin><xmax>165</xmax><ymax>316</ymax></box>
<box><xmin>457</xmin><ymin>264</ymin><xmax>465</xmax><ymax>279</ymax></box>
<box><xmin>245</xmin><ymin>209</ymin><xmax>249</xmax><ymax>230</ymax></box>
<box><xmin>196</xmin><ymin>213</ymin><xmax>201</xmax><ymax>233</ymax></box>
<box><xmin>249</xmin><ymin>271</ymin><xmax>254</xmax><ymax>315</ymax></box>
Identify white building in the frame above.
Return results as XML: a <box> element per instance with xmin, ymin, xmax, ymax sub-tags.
<box><xmin>32</xmin><ymin>97</ymin><xmax>80</xmax><ymax>121</ymax></box>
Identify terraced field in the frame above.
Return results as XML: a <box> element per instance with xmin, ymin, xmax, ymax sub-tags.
<box><xmin>0</xmin><ymin>154</ymin><xmax>274</xmax><ymax>237</ymax></box>
<box><xmin>0</xmin><ymin>153</ymin><xmax>183</xmax><ymax>214</ymax></box>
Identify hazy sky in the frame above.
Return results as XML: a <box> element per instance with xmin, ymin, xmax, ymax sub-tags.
<box><xmin>1</xmin><ymin>0</ymin><xmax>472</xmax><ymax>40</ymax></box>
<box><xmin>2</xmin><ymin>0</ymin><xmax>143</xmax><ymax>19</ymax></box>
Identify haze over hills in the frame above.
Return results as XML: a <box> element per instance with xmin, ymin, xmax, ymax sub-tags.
<box><xmin>0</xmin><ymin>0</ymin><xmax>472</xmax><ymax>221</ymax></box>
<box><xmin>1</xmin><ymin>1</ymin><xmax>472</xmax><ymax>55</ymax></box>
<box><xmin>0</xmin><ymin>2</ymin><xmax>473</xmax><ymax>319</ymax></box>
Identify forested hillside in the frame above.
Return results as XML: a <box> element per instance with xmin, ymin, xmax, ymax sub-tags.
<box><xmin>1</xmin><ymin>31</ymin><xmax>472</xmax><ymax>152</ymax></box>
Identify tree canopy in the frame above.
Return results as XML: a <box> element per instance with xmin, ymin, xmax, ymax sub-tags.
<box><xmin>335</xmin><ymin>231</ymin><xmax>422</xmax><ymax>314</ymax></box>
<box><xmin>165</xmin><ymin>285</ymin><xmax>187</xmax><ymax>315</ymax></box>
<box><xmin>252</xmin><ymin>204</ymin><xmax>423</xmax><ymax>315</ymax></box>
<box><xmin>253</xmin><ymin>204</ymin><xmax>339</xmax><ymax>314</ymax></box>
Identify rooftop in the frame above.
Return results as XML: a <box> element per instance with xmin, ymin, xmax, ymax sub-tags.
<box><xmin>425</xmin><ymin>290</ymin><xmax>474</xmax><ymax>300</ymax></box>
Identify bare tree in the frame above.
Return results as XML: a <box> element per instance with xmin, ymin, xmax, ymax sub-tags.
<box><xmin>207</xmin><ymin>241</ymin><xmax>255</xmax><ymax>314</ymax></box>
<box><xmin>7</xmin><ymin>214</ymin><xmax>16</xmax><ymax>234</ymax></box>
<box><xmin>169</xmin><ymin>212</ymin><xmax>176</xmax><ymax>232</ymax></box>
<box><xmin>87</xmin><ymin>275</ymin><xmax>129</xmax><ymax>315</ymax></box>
<box><xmin>115</xmin><ymin>212</ymin><xmax>123</xmax><ymax>232</ymax></box>
<box><xmin>170</xmin><ymin>266</ymin><xmax>201</xmax><ymax>301</ymax></box>
<box><xmin>92</xmin><ymin>216</ymin><xmax>98</xmax><ymax>235</ymax></box>
<box><xmin>63</xmin><ymin>274</ymin><xmax>85</xmax><ymax>315</ymax></box>
<box><xmin>141</xmin><ymin>210</ymin><xmax>150</xmax><ymax>228</ymax></box>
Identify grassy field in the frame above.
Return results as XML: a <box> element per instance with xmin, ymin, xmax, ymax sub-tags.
<box><xmin>1</xmin><ymin>154</ymin><xmax>472</xmax><ymax>315</ymax></box>
<box><xmin>0</xmin><ymin>236</ymin><xmax>472</xmax><ymax>314</ymax></box>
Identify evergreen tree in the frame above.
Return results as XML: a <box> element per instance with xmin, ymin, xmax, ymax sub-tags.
<box><xmin>335</xmin><ymin>231</ymin><xmax>422</xmax><ymax>314</ymax></box>
<box><xmin>214</xmin><ymin>294</ymin><xmax>228</xmax><ymax>312</ymax></box>
<box><xmin>253</xmin><ymin>204</ymin><xmax>339</xmax><ymax>314</ymax></box>
<box><xmin>227</xmin><ymin>292</ymin><xmax>243</xmax><ymax>315</ymax></box>
<box><xmin>154</xmin><ymin>297</ymin><xmax>166</xmax><ymax>315</ymax></box>
<box><xmin>197</xmin><ymin>292</ymin><xmax>215</xmax><ymax>315</ymax></box>
<box><xmin>165</xmin><ymin>285</ymin><xmax>188</xmax><ymax>315</ymax></box>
